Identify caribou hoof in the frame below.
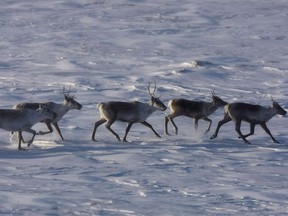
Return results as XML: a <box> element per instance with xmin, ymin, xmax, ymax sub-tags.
<box><xmin>243</xmin><ymin>140</ymin><xmax>251</xmax><ymax>145</ymax></box>
<box><xmin>210</xmin><ymin>134</ymin><xmax>216</xmax><ymax>139</ymax></box>
<box><xmin>27</xmin><ymin>141</ymin><xmax>33</xmax><ymax>147</ymax></box>
<box><xmin>37</xmin><ymin>131</ymin><xmax>45</xmax><ymax>135</ymax></box>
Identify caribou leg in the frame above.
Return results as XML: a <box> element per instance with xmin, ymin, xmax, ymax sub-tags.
<box><xmin>92</xmin><ymin>119</ymin><xmax>106</xmax><ymax>141</ymax></box>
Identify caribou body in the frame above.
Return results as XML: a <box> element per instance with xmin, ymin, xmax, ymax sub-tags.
<box><xmin>165</xmin><ymin>92</ymin><xmax>227</xmax><ymax>135</ymax></box>
<box><xmin>14</xmin><ymin>87</ymin><xmax>82</xmax><ymax>140</ymax></box>
<box><xmin>210</xmin><ymin>99</ymin><xmax>287</xmax><ymax>144</ymax></box>
<box><xmin>92</xmin><ymin>82</ymin><xmax>167</xmax><ymax>142</ymax></box>
<box><xmin>0</xmin><ymin>106</ymin><xmax>56</xmax><ymax>150</ymax></box>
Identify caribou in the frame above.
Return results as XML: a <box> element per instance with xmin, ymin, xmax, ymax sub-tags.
<box><xmin>92</xmin><ymin>82</ymin><xmax>167</xmax><ymax>142</ymax></box>
<box><xmin>13</xmin><ymin>87</ymin><xmax>82</xmax><ymax>140</ymax></box>
<box><xmin>210</xmin><ymin>98</ymin><xmax>287</xmax><ymax>144</ymax></box>
<box><xmin>165</xmin><ymin>92</ymin><xmax>227</xmax><ymax>135</ymax></box>
<box><xmin>0</xmin><ymin>105</ymin><xmax>56</xmax><ymax>150</ymax></box>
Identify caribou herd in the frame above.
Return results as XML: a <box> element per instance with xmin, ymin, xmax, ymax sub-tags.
<box><xmin>1</xmin><ymin>84</ymin><xmax>286</xmax><ymax>150</ymax></box>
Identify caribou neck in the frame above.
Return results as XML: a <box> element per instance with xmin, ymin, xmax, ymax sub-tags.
<box><xmin>59</xmin><ymin>101</ymin><xmax>72</xmax><ymax>113</ymax></box>
<box><xmin>143</xmin><ymin>101</ymin><xmax>157</xmax><ymax>114</ymax></box>
<box><xmin>205</xmin><ymin>101</ymin><xmax>219</xmax><ymax>116</ymax></box>
<box><xmin>262</xmin><ymin>106</ymin><xmax>278</xmax><ymax>122</ymax></box>
<box><xmin>47</xmin><ymin>102</ymin><xmax>70</xmax><ymax>120</ymax></box>
<box><xmin>149</xmin><ymin>101</ymin><xmax>160</xmax><ymax>112</ymax></box>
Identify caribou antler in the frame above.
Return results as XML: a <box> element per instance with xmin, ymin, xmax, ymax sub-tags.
<box><xmin>63</xmin><ymin>86</ymin><xmax>75</xmax><ymax>98</ymax></box>
<box><xmin>148</xmin><ymin>81</ymin><xmax>157</xmax><ymax>97</ymax></box>
<box><xmin>212</xmin><ymin>90</ymin><xmax>216</xmax><ymax>97</ymax></box>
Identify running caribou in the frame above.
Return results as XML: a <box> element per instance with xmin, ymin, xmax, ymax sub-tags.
<box><xmin>0</xmin><ymin>105</ymin><xmax>56</xmax><ymax>150</ymax></box>
<box><xmin>14</xmin><ymin>87</ymin><xmax>82</xmax><ymax>140</ymax></box>
<box><xmin>210</xmin><ymin>98</ymin><xmax>287</xmax><ymax>144</ymax></box>
<box><xmin>92</xmin><ymin>82</ymin><xmax>167</xmax><ymax>142</ymax></box>
<box><xmin>165</xmin><ymin>92</ymin><xmax>227</xmax><ymax>135</ymax></box>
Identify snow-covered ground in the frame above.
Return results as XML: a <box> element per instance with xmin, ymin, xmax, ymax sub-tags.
<box><xmin>0</xmin><ymin>0</ymin><xmax>288</xmax><ymax>215</ymax></box>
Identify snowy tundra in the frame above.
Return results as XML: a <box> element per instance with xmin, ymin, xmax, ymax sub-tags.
<box><xmin>0</xmin><ymin>0</ymin><xmax>287</xmax><ymax>215</ymax></box>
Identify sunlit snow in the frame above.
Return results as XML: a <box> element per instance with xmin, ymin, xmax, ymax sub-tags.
<box><xmin>0</xmin><ymin>0</ymin><xmax>288</xmax><ymax>215</ymax></box>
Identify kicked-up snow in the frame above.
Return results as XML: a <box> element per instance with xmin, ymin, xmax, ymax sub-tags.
<box><xmin>0</xmin><ymin>0</ymin><xmax>288</xmax><ymax>215</ymax></box>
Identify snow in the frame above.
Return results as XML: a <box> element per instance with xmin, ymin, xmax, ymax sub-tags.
<box><xmin>0</xmin><ymin>0</ymin><xmax>288</xmax><ymax>215</ymax></box>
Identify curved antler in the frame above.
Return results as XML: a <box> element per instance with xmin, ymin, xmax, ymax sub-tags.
<box><xmin>63</xmin><ymin>86</ymin><xmax>75</xmax><ymax>98</ymax></box>
<box><xmin>148</xmin><ymin>81</ymin><xmax>157</xmax><ymax>96</ymax></box>
<box><xmin>211</xmin><ymin>90</ymin><xmax>216</xmax><ymax>97</ymax></box>
<box><xmin>271</xmin><ymin>96</ymin><xmax>277</xmax><ymax>104</ymax></box>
